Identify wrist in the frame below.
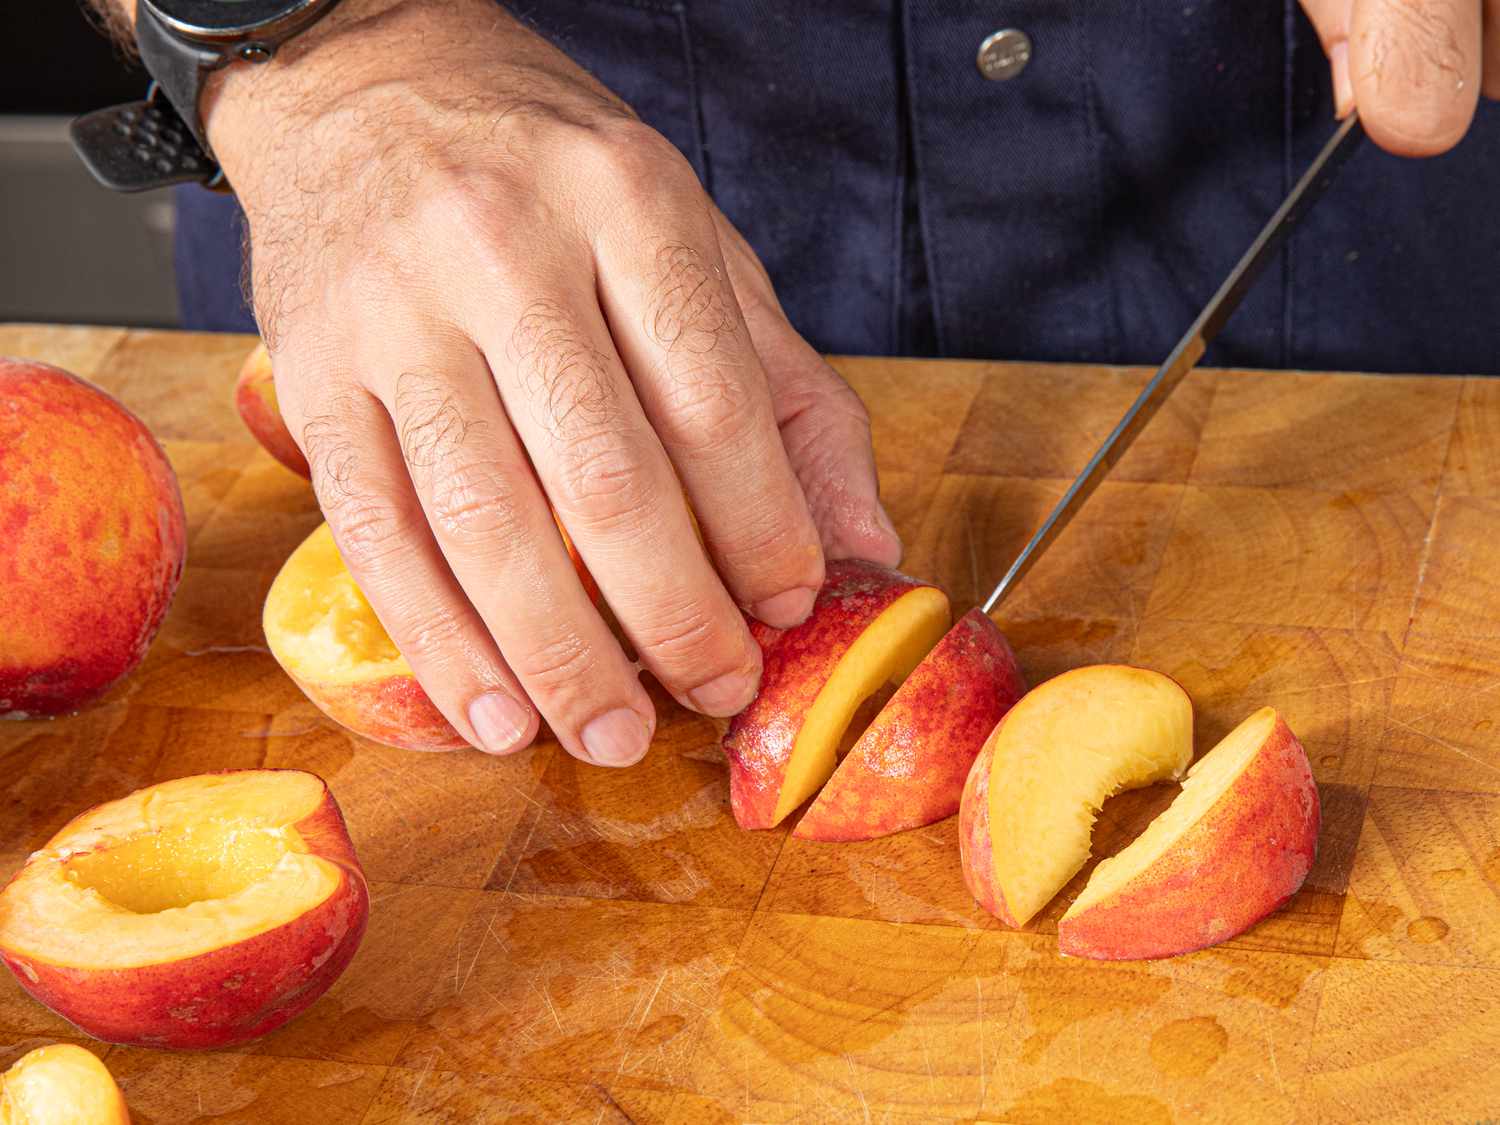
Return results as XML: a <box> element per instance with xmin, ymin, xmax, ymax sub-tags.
<box><xmin>201</xmin><ymin>0</ymin><xmax>507</xmax><ymax>194</ymax></box>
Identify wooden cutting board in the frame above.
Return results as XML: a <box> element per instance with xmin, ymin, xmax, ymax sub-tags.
<box><xmin>2</xmin><ymin>323</ymin><xmax>1498</xmax><ymax>1124</ymax></box>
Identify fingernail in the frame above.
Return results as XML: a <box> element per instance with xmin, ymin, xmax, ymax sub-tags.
<box><xmin>468</xmin><ymin>691</ymin><xmax>533</xmax><ymax>755</ymax></box>
<box><xmin>581</xmin><ymin>707</ymin><xmax>653</xmax><ymax>767</ymax></box>
<box><xmin>1330</xmin><ymin>41</ymin><xmax>1354</xmax><ymax>118</ymax></box>
<box><xmin>686</xmin><ymin>668</ymin><xmax>759</xmax><ymax>716</ymax></box>
<box><xmin>751</xmin><ymin>585</ymin><xmax>818</xmax><ymax>628</ymax></box>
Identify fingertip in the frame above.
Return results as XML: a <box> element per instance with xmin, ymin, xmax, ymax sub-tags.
<box><xmin>1329</xmin><ymin>40</ymin><xmax>1354</xmax><ymax>118</ymax></box>
<box><xmin>467</xmin><ymin>690</ymin><xmax>539</xmax><ymax>755</ymax></box>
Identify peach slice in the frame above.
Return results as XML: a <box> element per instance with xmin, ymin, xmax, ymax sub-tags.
<box><xmin>959</xmin><ymin>665</ymin><xmax>1193</xmax><ymax>927</ymax></box>
<box><xmin>234</xmin><ymin>342</ymin><xmax>311</xmax><ymax>478</ymax></box>
<box><xmin>1058</xmin><ymin>707</ymin><xmax>1319</xmax><ymax>959</ymax></box>
<box><xmin>0</xmin><ymin>770</ymin><xmax>368</xmax><ymax>1050</ymax></box>
<box><xmin>794</xmin><ymin>609</ymin><xmax>1025</xmax><ymax>842</ymax></box>
<box><xmin>0</xmin><ymin>1045</ymin><xmax>128</xmax><ymax>1124</ymax></box>
<box><xmin>724</xmin><ymin>561</ymin><xmax>951</xmax><ymax>829</ymax></box>
<box><xmin>0</xmin><ymin>358</ymin><xmax>186</xmax><ymax>718</ymax></box>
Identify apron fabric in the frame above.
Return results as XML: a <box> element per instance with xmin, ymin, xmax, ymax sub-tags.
<box><xmin>175</xmin><ymin>0</ymin><xmax>1500</xmax><ymax>375</ymax></box>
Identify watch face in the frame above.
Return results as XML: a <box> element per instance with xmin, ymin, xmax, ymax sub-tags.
<box><xmin>145</xmin><ymin>0</ymin><xmax>330</xmax><ymax>39</ymax></box>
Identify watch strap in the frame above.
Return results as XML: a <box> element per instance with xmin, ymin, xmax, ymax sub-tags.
<box><xmin>70</xmin><ymin>86</ymin><xmax>225</xmax><ymax>193</ymax></box>
<box><xmin>134</xmin><ymin>5</ymin><xmax>228</xmax><ymax>160</ymax></box>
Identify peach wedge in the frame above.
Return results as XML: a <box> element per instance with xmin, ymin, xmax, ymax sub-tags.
<box><xmin>0</xmin><ymin>1044</ymin><xmax>129</xmax><ymax>1124</ymax></box>
<box><xmin>723</xmin><ymin>561</ymin><xmax>951</xmax><ymax>829</ymax></box>
<box><xmin>959</xmin><ymin>665</ymin><xmax>1194</xmax><ymax>927</ymax></box>
<box><xmin>0</xmin><ymin>770</ymin><xmax>368</xmax><ymax>1050</ymax></box>
<box><xmin>794</xmin><ymin>608</ymin><xmax>1025</xmax><ymax>842</ymax></box>
<box><xmin>1058</xmin><ymin>707</ymin><xmax>1319</xmax><ymax>960</ymax></box>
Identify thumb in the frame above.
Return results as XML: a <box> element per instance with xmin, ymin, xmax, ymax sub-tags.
<box><xmin>1348</xmin><ymin>0</ymin><xmax>1481</xmax><ymax>156</ymax></box>
<box><xmin>711</xmin><ymin>207</ymin><xmax>903</xmax><ymax>568</ymax></box>
<box><xmin>1301</xmin><ymin>0</ymin><xmax>1357</xmax><ymax>117</ymax></box>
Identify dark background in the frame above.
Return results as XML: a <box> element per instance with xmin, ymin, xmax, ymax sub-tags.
<box><xmin>2</xmin><ymin>2</ymin><xmax>145</xmax><ymax>113</ymax></box>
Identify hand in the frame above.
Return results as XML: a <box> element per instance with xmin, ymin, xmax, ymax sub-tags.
<box><xmin>1301</xmin><ymin>0</ymin><xmax>1498</xmax><ymax>154</ymax></box>
<box><xmin>205</xmin><ymin>0</ymin><xmax>901</xmax><ymax>765</ymax></box>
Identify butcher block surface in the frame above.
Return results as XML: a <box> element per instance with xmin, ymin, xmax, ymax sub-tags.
<box><xmin>2</xmin><ymin>323</ymin><xmax>1499</xmax><ymax>1123</ymax></box>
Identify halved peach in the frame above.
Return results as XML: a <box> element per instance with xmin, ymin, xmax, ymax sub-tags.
<box><xmin>959</xmin><ymin>665</ymin><xmax>1194</xmax><ymax>927</ymax></box>
<box><xmin>723</xmin><ymin>561</ymin><xmax>951</xmax><ymax>829</ymax></box>
<box><xmin>0</xmin><ymin>771</ymin><xmax>367</xmax><ymax>1050</ymax></box>
<box><xmin>233</xmin><ymin>342</ymin><xmax>311</xmax><ymax>478</ymax></box>
<box><xmin>263</xmin><ymin>524</ymin><xmax>467</xmax><ymax>751</ymax></box>
<box><xmin>1059</xmin><ymin>707</ymin><xmax>1319</xmax><ymax>959</ymax></box>
<box><xmin>264</xmin><ymin>522</ymin><xmax>596</xmax><ymax>751</ymax></box>
<box><xmin>0</xmin><ymin>1044</ymin><xmax>128</xmax><ymax>1124</ymax></box>
<box><xmin>794</xmin><ymin>609</ymin><xmax>1025</xmax><ymax>842</ymax></box>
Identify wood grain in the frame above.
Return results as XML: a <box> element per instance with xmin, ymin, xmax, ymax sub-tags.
<box><xmin>2</xmin><ymin>324</ymin><xmax>1497</xmax><ymax>1121</ymax></box>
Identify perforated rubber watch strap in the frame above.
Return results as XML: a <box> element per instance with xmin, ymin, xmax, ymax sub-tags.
<box><xmin>71</xmin><ymin>87</ymin><xmax>224</xmax><ymax>193</ymax></box>
<box><xmin>71</xmin><ymin>3</ymin><xmax>229</xmax><ymax>192</ymax></box>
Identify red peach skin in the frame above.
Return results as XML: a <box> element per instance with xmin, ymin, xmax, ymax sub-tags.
<box><xmin>795</xmin><ymin>609</ymin><xmax>1025</xmax><ymax>842</ymax></box>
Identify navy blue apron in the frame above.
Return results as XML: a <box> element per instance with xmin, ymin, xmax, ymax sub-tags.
<box><xmin>175</xmin><ymin>1</ymin><xmax>1500</xmax><ymax>375</ymax></box>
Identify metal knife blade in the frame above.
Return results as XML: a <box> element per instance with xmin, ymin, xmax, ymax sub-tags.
<box><xmin>981</xmin><ymin>112</ymin><xmax>1366</xmax><ymax>615</ymax></box>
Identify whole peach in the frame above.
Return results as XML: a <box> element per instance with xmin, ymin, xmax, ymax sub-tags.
<box><xmin>0</xmin><ymin>359</ymin><xmax>186</xmax><ymax>717</ymax></box>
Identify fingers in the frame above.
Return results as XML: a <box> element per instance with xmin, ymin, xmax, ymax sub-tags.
<box><xmin>590</xmin><ymin>149</ymin><xmax>826</xmax><ymax>629</ymax></box>
<box><xmin>366</xmin><ymin>322</ymin><xmax>661</xmax><ymax>767</ymax></box>
<box><xmin>710</xmin><ymin>206</ymin><xmax>902</xmax><ymax>568</ymax></box>
<box><xmin>1485</xmin><ymin>0</ymin><xmax>1500</xmax><ymax>98</ymax></box>
<box><xmin>477</xmin><ymin>282</ymin><xmax>767</xmax><ymax>721</ymax></box>
<box><xmin>274</xmin><ymin>350</ymin><xmax>539</xmax><ymax>756</ymax></box>
<box><xmin>1301</xmin><ymin>0</ymin><xmax>1357</xmax><ymax>115</ymax></box>
<box><xmin>1349</xmin><ymin>0</ymin><xmax>1481</xmax><ymax>155</ymax></box>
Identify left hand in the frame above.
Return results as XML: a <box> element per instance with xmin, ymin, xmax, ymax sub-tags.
<box><xmin>1301</xmin><ymin>0</ymin><xmax>1498</xmax><ymax>154</ymax></box>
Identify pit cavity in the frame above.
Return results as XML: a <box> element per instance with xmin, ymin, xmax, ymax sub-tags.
<box><xmin>63</xmin><ymin>821</ymin><xmax>294</xmax><ymax>914</ymax></box>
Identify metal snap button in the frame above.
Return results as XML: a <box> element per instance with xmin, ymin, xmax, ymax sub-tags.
<box><xmin>977</xmin><ymin>28</ymin><xmax>1032</xmax><ymax>81</ymax></box>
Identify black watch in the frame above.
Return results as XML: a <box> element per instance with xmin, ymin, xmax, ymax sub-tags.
<box><xmin>71</xmin><ymin>0</ymin><xmax>344</xmax><ymax>193</ymax></box>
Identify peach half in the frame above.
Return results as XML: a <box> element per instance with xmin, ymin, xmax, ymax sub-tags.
<box><xmin>723</xmin><ymin>561</ymin><xmax>953</xmax><ymax>830</ymax></box>
<box><xmin>0</xmin><ymin>1045</ymin><xmax>128</xmax><ymax>1124</ymax></box>
<box><xmin>0</xmin><ymin>358</ymin><xmax>186</xmax><ymax>718</ymax></box>
<box><xmin>234</xmin><ymin>342</ymin><xmax>310</xmax><ymax>478</ymax></box>
<box><xmin>793</xmin><ymin>609</ymin><xmax>1026</xmax><ymax>842</ymax></box>
<box><xmin>264</xmin><ymin>521</ymin><xmax>596</xmax><ymax>751</ymax></box>
<box><xmin>1058</xmin><ymin>707</ymin><xmax>1319</xmax><ymax>959</ymax></box>
<box><xmin>0</xmin><ymin>771</ymin><xmax>368</xmax><ymax>1050</ymax></box>
<box><xmin>958</xmin><ymin>665</ymin><xmax>1194</xmax><ymax>927</ymax></box>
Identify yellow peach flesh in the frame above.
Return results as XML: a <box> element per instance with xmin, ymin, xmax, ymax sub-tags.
<box><xmin>263</xmin><ymin>523</ymin><xmax>407</xmax><ymax>685</ymax></box>
<box><xmin>988</xmin><ymin>666</ymin><xmax>1193</xmax><ymax>925</ymax></box>
<box><xmin>1064</xmin><ymin>706</ymin><xmax>1275</xmax><ymax>918</ymax></box>
<box><xmin>771</xmin><ymin>587</ymin><xmax>950</xmax><ymax>823</ymax></box>
<box><xmin>0</xmin><ymin>772</ymin><xmax>339</xmax><ymax>970</ymax></box>
<box><xmin>0</xmin><ymin>1045</ymin><xmax>128</xmax><ymax>1125</ymax></box>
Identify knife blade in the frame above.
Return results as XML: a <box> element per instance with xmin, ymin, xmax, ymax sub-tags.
<box><xmin>981</xmin><ymin>112</ymin><xmax>1366</xmax><ymax>615</ymax></box>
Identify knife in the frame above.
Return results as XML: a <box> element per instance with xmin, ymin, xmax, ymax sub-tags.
<box><xmin>982</xmin><ymin>112</ymin><xmax>1366</xmax><ymax>615</ymax></box>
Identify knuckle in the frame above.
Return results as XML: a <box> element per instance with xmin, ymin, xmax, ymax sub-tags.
<box><xmin>659</xmin><ymin>369</ymin><xmax>759</xmax><ymax>451</ymax></box>
<box><xmin>389</xmin><ymin>607</ymin><xmax>468</xmax><ymax>668</ymax></box>
<box><xmin>588</xmin><ymin>121</ymin><xmax>688</xmax><ymax>186</ymax></box>
<box><xmin>327</xmin><ymin>496</ymin><xmax>416</xmax><ymax>570</ymax></box>
<box><xmin>551</xmin><ymin>431</ymin><xmax>653</xmax><ymax>531</ymax></box>
<box><xmin>513</xmin><ymin>630</ymin><xmax>596</xmax><ymax>693</ymax></box>
<box><xmin>428</xmin><ymin>460</ymin><xmax>527</xmax><ymax>542</ymax></box>
<box><xmin>633</xmin><ymin>600</ymin><xmax>726</xmax><ymax>667</ymax></box>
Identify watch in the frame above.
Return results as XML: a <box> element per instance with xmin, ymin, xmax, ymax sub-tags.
<box><xmin>71</xmin><ymin>0</ymin><xmax>345</xmax><ymax>193</ymax></box>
